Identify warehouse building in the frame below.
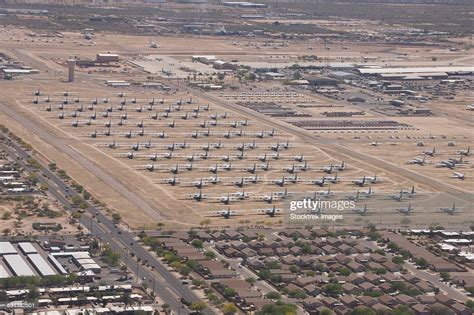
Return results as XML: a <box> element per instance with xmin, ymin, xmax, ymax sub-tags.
<box><xmin>18</xmin><ymin>242</ymin><xmax>38</xmax><ymax>255</ymax></box>
<box><xmin>192</xmin><ymin>55</ymin><xmax>217</xmax><ymax>64</ymax></box>
<box><xmin>176</xmin><ymin>0</ymin><xmax>208</xmax><ymax>3</ymax></box>
<box><xmin>51</xmin><ymin>252</ymin><xmax>101</xmax><ymax>274</ymax></box>
<box><xmin>0</xmin><ymin>242</ymin><xmax>17</xmax><ymax>255</ymax></box>
<box><xmin>304</xmin><ymin>75</ymin><xmax>339</xmax><ymax>87</ymax></box>
<box><xmin>213</xmin><ymin>60</ymin><xmax>238</xmax><ymax>70</ymax></box>
<box><xmin>222</xmin><ymin>1</ymin><xmax>267</xmax><ymax>8</ymax></box>
<box><xmin>47</xmin><ymin>254</ymin><xmax>68</xmax><ymax>275</ymax></box>
<box><xmin>96</xmin><ymin>53</ymin><xmax>119</xmax><ymax>63</ymax></box>
<box><xmin>357</xmin><ymin>66</ymin><xmax>474</xmax><ymax>78</ymax></box>
<box><xmin>1</xmin><ymin>69</ymin><xmax>39</xmax><ymax>75</ymax></box>
<box><xmin>27</xmin><ymin>254</ymin><xmax>56</xmax><ymax>276</ymax></box>
<box><xmin>329</xmin><ymin>71</ymin><xmax>360</xmax><ymax>81</ymax></box>
<box><xmin>0</xmin><ymin>265</ymin><xmax>10</xmax><ymax>279</ymax></box>
<box><xmin>3</xmin><ymin>254</ymin><xmax>36</xmax><ymax>277</ymax></box>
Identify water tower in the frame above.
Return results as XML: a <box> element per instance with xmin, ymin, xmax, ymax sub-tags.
<box><xmin>67</xmin><ymin>59</ymin><xmax>76</xmax><ymax>82</ymax></box>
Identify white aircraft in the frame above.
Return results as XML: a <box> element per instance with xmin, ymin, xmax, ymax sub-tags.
<box><xmin>366</xmin><ymin>174</ymin><xmax>379</xmax><ymax>184</ymax></box>
<box><xmin>457</xmin><ymin>146</ymin><xmax>470</xmax><ymax>156</ymax></box>
<box><xmin>262</xmin><ymin>192</ymin><xmax>275</xmax><ymax>203</ymax></box>
<box><xmin>359</xmin><ymin>186</ymin><xmax>374</xmax><ymax>198</ymax></box>
<box><xmin>314</xmin><ymin>186</ymin><xmax>333</xmax><ymax>198</ymax></box>
<box><xmin>247</xmin><ymin>163</ymin><xmax>258</xmax><ymax>174</ymax></box>
<box><xmin>233</xmin><ymin>176</ymin><xmax>246</xmax><ymax>187</ymax></box>
<box><xmin>258</xmin><ymin>153</ymin><xmax>268</xmax><ymax>162</ymax></box>
<box><xmin>321</xmin><ymin>164</ymin><xmax>335</xmax><ymax>174</ymax></box>
<box><xmin>162</xmin><ymin>175</ymin><xmax>179</xmax><ymax>186</ymax></box>
<box><xmin>286</xmin><ymin>164</ymin><xmax>297</xmax><ymax>174</ymax></box>
<box><xmin>402</xmin><ymin>186</ymin><xmax>416</xmax><ymax>197</ymax></box>
<box><xmin>437</xmin><ymin>160</ymin><xmax>456</xmax><ymax>169</ymax></box>
<box><xmin>270</xmin><ymin>141</ymin><xmax>290</xmax><ymax>151</ymax></box>
<box><xmin>144</xmin><ymin>163</ymin><xmax>155</xmax><ymax>172</ymax></box>
<box><xmin>312</xmin><ymin>177</ymin><xmax>327</xmax><ymax>187</ymax></box>
<box><xmin>389</xmin><ymin>190</ymin><xmax>404</xmax><ymax>202</ymax></box>
<box><xmin>439</xmin><ymin>203</ymin><xmax>458</xmax><ymax>215</ymax></box>
<box><xmin>166</xmin><ymin>163</ymin><xmax>192</xmax><ymax>174</ymax></box>
<box><xmin>191</xmin><ymin>178</ymin><xmax>207</xmax><ymax>189</ymax></box>
<box><xmin>258</xmin><ymin>205</ymin><xmax>281</xmax><ymax>217</ymax></box>
<box><xmin>408</xmin><ymin>156</ymin><xmax>427</xmax><ymax>165</ymax></box>
<box><xmin>233</xmin><ymin>189</ymin><xmax>249</xmax><ymax>200</ymax></box>
<box><xmin>299</xmin><ymin>161</ymin><xmax>309</xmax><ymax>172</ymax></box>
<box><xmin>273</xmin><ymin>176</ymin><xmax>287</xmax><ymax>186</ymax></box>
<box><xmin>209</xmin><ymin>164</ymin><xmax>220</xmax><ymax>174</ymax></box>
<box><xmin>325</xmin><ymin>173</ymin><xmax>339</xmax><ymax>184</ymax></box>
<box><xmin>189</xmin><ymin>189</ymin><xmax>206</xmax><ymax>201</ymax></box>
<box><xmin>423</xmin><ymin>147</ymin><xmax>436</xmax><ymax>156</ymax></box>
<box><xmin>396</xmin><ymin>204</ymin><xmax>413</xmax><ymax>214</ymax></box>
<box><xmin>352</xmin><ymin>204</ymin><xmax>368</xmax><ymax>215</ymax></box>
<box><xmin>247</xmin><ymin>174</ymin><xmax>259</xmax><ymax>184</ymax></box>
<box><xmin>206</xmin><ymin>174</ymin><xmax>221</xmax><ymax>185</ymax></box>
<box><xmin>449</xmin><ymin>156</ymin><xmax>464</xmax><ymax>165</ymax></box>
<box><xmin>261</xmin><ymin>189</ymin><xmax>289</xmax><ymax>203</ymax></box>
<box><xmin>333</xmin><ymin>161</ymin><xmax>346</xmax><ymax>171</ymax></box>
<box><xmin>452</xmin><ymin>172</ymin><xmax>465</xmax><ymax>180</ymax></box>
<box><xmin>348</xmin><ymin>190</ymin><xmax>360</xmax><ymax>201</ymax></box>
<box><xmin>352</xmin><ymin>176</ymin><xmax>367</xmax><ymax>187</ymax></box>
<box><xmin>210</xmin><ymin>208</ymin><xmax>238</xmax><ymax>219</ymax></box>
<box><xmin>108</xmin><ymin>139</ymin><xmax>116</xmax><ymax>149</ymax></box>
<box><xmin>273</xmin><ymin>188</ymin><xmax>289</xmax><ymax>199</ymax></box>
<box><xmin>293</xmin><ymin>153</ymin><xmax>305</xmax><ymax>162</ymax></box>
<box><xmin>219</xmin><ymin>193</ymin><xmax>233</xmax><ymax>204</ymax></box>
<box><xmin>288</xmin><ymin>173</ymin><xmax>299</xmax><ymax>184</ymax></box>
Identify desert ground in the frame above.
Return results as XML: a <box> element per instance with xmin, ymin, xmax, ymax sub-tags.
<box><xmin>0</xmin><ymin>27</ymin><xmax>471</xmax><ymax>229</ymax></box>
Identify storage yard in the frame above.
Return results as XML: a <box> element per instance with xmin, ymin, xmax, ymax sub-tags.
<box><xmin>0</xmin><ymin>0</ymin><xmax>472</xmax><ymax>314</ymax></box>
<box><xmin>0</xmin><ymin>19</ymin><xmax>471</xmax><ymax>229</ymax></box>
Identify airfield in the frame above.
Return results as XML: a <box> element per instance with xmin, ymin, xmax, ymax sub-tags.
<box><xmin>0</xmin><ymin>26</ymin><xmax>472</xmax><ymax>230</ymax></box>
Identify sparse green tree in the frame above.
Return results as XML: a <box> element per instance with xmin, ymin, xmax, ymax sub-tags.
<box><xmin>222</xmin><ymin>302</ymin><xmax>239</xmax><ymax>315</ymax></box>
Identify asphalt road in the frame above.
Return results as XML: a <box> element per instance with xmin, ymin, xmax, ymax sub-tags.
<box><xmin>2</xmin><ymin>134</ymin><xmax>215</xmax><ymax>315</ymax></box>
<box><xmin>404</xmin><ymin>263</ymin><xmax>469</xmax><ymax>303</ymax></box>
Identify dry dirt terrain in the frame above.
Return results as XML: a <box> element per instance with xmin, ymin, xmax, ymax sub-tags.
<box><xmin>0</xmin><ymin>28</ymin><xmax>471</xmax><ymax>230</ymax></box>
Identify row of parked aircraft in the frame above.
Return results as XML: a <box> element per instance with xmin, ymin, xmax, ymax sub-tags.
<box><xmin>119</xmin><ymin>150</ymin><xmax>313</xmax><ymax>164</ymax></box>
<box><xmin>419</xmin><ymin>146</ymin><xmax>471</xmax><ymax>157</ymax></box>
<box><xmin>209</xmin><ymin>201</ymin><xmax>461</xmax><ymax>219</ymax></box>
<box><xmin>209</xmin><ymin>205</ymin><xmax>281</xmax><ymax>219</ymax></box>
<box><xmin>101</xmin><ymin>139</ymin><xmax>290</xmax><ymax>151</ymax></box>
<box><xmin>63</xmin><ymin>116</ymin><xmax>252</xmax><ymax>129</ymax></box>
<box><xmin>137</xmin><ymin>161</ymin><xmax>318</xmax><ymax>173</ymax></box>
<box><xmin>87</xmin><ymin>128</ymin><xmax>275</xmax><ymax>139</ymax></box>
<box><xmin>182</xmin><ymin>182</ymin><xmax>421</xmax><ymax>204</ymax></box>
<box><xmin>187</xmin><ymin>188</ymin><xmax>291</xmax><ymax>204</ymax></box>
<box><xmin>33</xmin><ymin>90</ymin><xmax>196</xmax><ymax>106</ymax></box>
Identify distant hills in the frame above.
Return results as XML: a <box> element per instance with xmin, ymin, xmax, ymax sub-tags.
<box><xmin>335</xmin><ymin>0</ymin><xmax>471</xmax><ymax>4</ymax></box>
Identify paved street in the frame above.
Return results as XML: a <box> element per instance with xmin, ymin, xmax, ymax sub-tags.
<box><xmin>2</xmin><ymin>133</ymin><xmax>216</xmax><ymax>315</ymax></box>
<box><xmin>404</xmin><ymin>263</ymin><xmax>469</xmax><ymax>303</ymax></box>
